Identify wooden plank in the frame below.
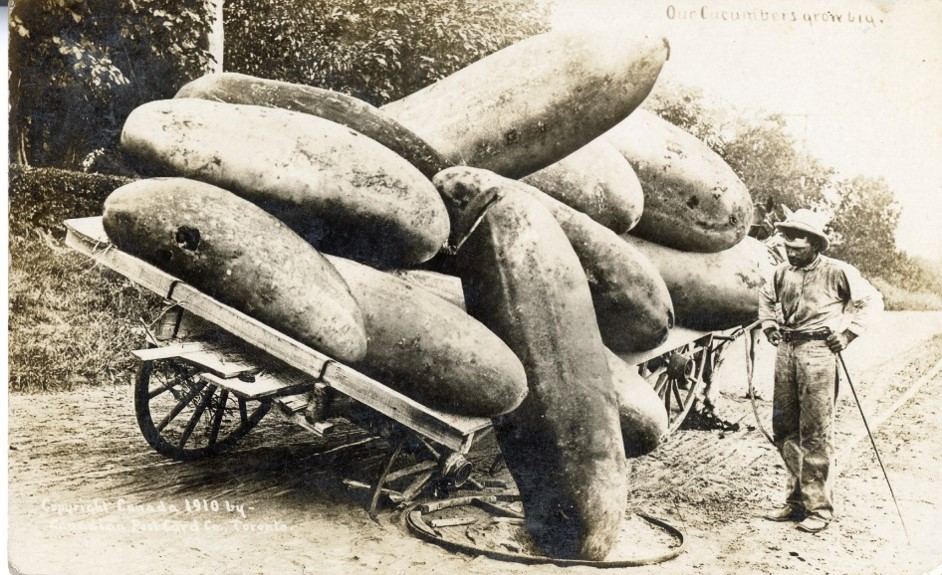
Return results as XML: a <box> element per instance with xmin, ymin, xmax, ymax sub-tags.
<box><xmin>66</xmin><ymin>215</ymin><xmax>110</xmax><ymax>243</ymax></box>
<box><xmin>131</xmin><ymin>341</ymin><xmax>215</xmax><ymax>362</ymax></box>
<box><xmin>177</xmin><ymin>350</ymin><xmax>256</xmax><ymax>378</ymax></box>
<box><xmin>273</xmin><ymin>392</ymin><xmax>313</xmax><ymax>414</ymax></box>
<box><xmin>133</xmin><ymin>343</ymin><xmax>253</xmax><ymax>378</ymax></box>
<box><xmin>618</xmin><ymin>326</ymin><xmax>711</xmax><ymax>367</ymax></box>
<box><xmin>321</xmin><ymin>364</ymin><xmax>490</xmax><ymax>451</ymax></box>
<box><xmin>275</xmin><ymin>411</ymin><xmax>336</xmax><ymax>437</ymax></box>
<box><xmin>64</xmin><ymin>216</ymin><xmax>492</xmax><ymax>449</ymax></box>
<box><xmin>152</xmin><ymin>308</ymin><xmax>215</xmax><ymax>341</ymax></box>
<box><xmin>430</xmin><ymin>516</ymin><xmax>478</xmax><ymax>528</ymax></box>
<box><xmin>65</xmin><ymin>218</ymin><xmax>178</xmax><ymax>298</ymax></box>
<box><xmin>385</xmin><ymin>461</ymin><xmax>438</xmax><ymax>484</ymax></box>
<box><xmin>199</xmin><ymin>372</ymin><xmax>316</xmax><ymax>400</ymax></box>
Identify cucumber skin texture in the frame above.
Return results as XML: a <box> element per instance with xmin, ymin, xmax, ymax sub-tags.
<box><xmin>517</xmin><ymin>181</ymin><xmax>674</xmax><ymax>353</ymax></box>
<box><xmin>324</xmin><ymin>255</ymin><xmax>528</xmax><ymax>418</ymax></box>
<box><xmin>377</xmin><ymin>263</ymin><xmax>667</xmax><ymax>446</ymax></box>
<box><xmin>622</xmin><ymin>234</ymin><xmax>774</xmax><ymax>330</ymax></box>
<box><xmin>102</xmin><ymin>178</ymin><xmax>367</xmax><ymax>363</ymax></box>
<box><xmin>605</xmin><ymin>349</ymin><xmax>668</xmax><ymax>457</ymax></box>
<box><xmin>522</xmin><ymin>139</ymin><xmax>644</xmax><ymax>234</ymax></box>
<box><xmin>434</xmin><ymin>166</ymin><xmax>627</xmax><ymax>561</ymax></box>
<box><xmin>176</xmin><ymin>72</ymin><xmax>450</xmax><ymax>179</ymax></box>
<box><xmin>384</xmin><ymin>30</ymin><xmax>669</xmax><ymax>179</ymax></box>
<box><xmin>608</xmin><ymin>109</ymin><xmax>753</xmax><ymax>253</ymax></box>
<box><xmin>121</xmin><ymin>98</ymin><xmax>449</xmax><ymax>268</ymax></box>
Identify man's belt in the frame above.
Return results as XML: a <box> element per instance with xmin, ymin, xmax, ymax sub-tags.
<box><xmin>780</xmin><ymin>328</ymin><xmax>831</xmax><ymax>343</ymax></box>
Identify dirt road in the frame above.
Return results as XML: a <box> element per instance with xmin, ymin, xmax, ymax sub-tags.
<box><xmin>9</xmin><ymin>311</ymin><xmax>942</xmax><ymax>575</ymax></box>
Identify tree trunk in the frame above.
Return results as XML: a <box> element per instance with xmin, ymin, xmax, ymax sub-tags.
<box><xmin>205</xmin><ymin>0</ymin><xmax>225</xmax><ymax>73</ymax></box>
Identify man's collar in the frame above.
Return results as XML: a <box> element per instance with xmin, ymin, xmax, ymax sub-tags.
<box><xmin>791</xmin><ymin>254</ymin><xmax>822</xmax><ymax>271</ymax></box>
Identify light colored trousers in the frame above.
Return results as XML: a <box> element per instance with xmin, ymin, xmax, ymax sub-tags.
<box><xmin>772</xmin><ymin>339</ymin><xmax>838</xmax><ymax>519</ymax></box>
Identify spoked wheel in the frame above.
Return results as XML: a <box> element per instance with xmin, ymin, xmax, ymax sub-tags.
<box><xmin>134</xmin><ymin>358</ymin><xmax>271</xmax><ymax>460</ymax></box>
<box><xmin>642</xmin><ymin>338</ymin><xmax>714</xmax><ymax>435</ymax></box>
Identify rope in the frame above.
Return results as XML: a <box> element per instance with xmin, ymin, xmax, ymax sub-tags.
<box><xmin>403</xmin><ymin>492</ymin><xmax>686</xmax><ymax>567</ymax></box>
<box><xmin>746</xmin><ymin>326</ymin><xmax>775</xmax><ymax>445</ymax></box>
<box><xmin>746</xmin><ymin>327</ymin><xmax>806</xmax><ymax>482</ymax></box>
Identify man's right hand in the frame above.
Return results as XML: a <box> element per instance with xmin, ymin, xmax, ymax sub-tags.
<box><xmin>764</xmin><ymin>326</ymin><xmax>782</xmax><ymax>346</ymax></box>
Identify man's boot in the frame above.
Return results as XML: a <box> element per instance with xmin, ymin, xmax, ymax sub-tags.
<box><xmin>763</xmin><ymin>504</ymin><xmax>804</xmax><ymax>522</ymax></box>
<box><xmin>796</xmin><ymin>513</ymin><xmax>830</xmax><ymax>533</ymax></box>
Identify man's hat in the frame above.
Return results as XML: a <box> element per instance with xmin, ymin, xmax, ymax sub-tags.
<box><xmin>775</xmin><ymin>208</ymin><xmax>830</xmax><ymax>251</ymax></box>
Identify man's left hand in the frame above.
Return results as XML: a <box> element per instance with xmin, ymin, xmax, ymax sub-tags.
<box><xmin>826</xmin><ymin>330</ymin><xmax>856</xmax><ymax>353</ymax></box>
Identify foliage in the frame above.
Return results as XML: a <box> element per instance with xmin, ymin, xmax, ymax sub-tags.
<box><xmin>8</xmin><ymin>165</ymin><xmax>161</xmax><ymax>392</ymax></box>
<box><xmin>9</xmin><ymin>0</ymin><xmax>217</xmax><ymax>169</ymax></box>
<box><xmin>10</xmin><ymin>0</ymin><xmax>548</xmax><ymax>169</ymax></box>
<box><xmin>644</xmin><ymin>82</ymin><xmax>727</xmax><ymax>152</ymax></box>
<box><xmin>8</xmin><ymin>164</ymin><xmax>133</xmax><ymax>235</ymax></box>
<box><xmin>826</xmin><ymin>176</ymin><xmax>900</xmax><ymax>276</ymax></box>
<box><xmin>224</xmin><ymin>0</ymin><xmax>550</xmax><ymax>105</ymax></box>
<box><xmin>720</xmin><ymin>115</ymin><xmax>835</xmax><ymax>221</ymax></box>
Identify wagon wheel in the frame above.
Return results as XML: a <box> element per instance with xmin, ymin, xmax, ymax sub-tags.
<box><xmin>642</xmin><ymin>340</ymin><xmax>714</xmax><ymax>435</ymax></box>
<box><xmin>134</xmin><ymin>358</ymin><xmax>271</xmax><ymax>461</ymax></box>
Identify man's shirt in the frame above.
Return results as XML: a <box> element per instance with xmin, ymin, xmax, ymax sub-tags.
<box><xmin>758</xmin><ymin>255</ymin><xmax>883</xmax><ymax>336</ymax></box>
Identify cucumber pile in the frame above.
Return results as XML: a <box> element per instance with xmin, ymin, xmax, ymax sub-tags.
<box><xmin>105</xmin><ymin>26</ymin><xmax>769</xmax><ymax>560</ymax></box>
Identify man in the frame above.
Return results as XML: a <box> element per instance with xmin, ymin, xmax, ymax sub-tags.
<box><xmin>758</xmin><ymin>208</ymin><xmax>883</xmax><ymax>533</ymax></box>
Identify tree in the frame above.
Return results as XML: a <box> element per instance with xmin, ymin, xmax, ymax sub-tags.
<box><xmin>826</xmin><ymin>176</ymin><xmax>901</xmax><ymax>276</ymax></box>
<box><xmin>721</xmin><ymin>114</ymin><xmax>835</xmax><ymax>223</ymax></box>
<box><xmin>10</xmin><ymin>0</ymin><xmax>547</xmax><ymax>170</ymax></box>
<box><xmin>9</xmin><ymin>0</ymin><xmax>219</xmax><ymax>169</ymax></box>
<box><xmin>205</xmin><ymin>1</ymin><xmax>224</xmax><ymax>72</ymax></box>
<box><xmin>223</xmin><ymin>0</ymin><xmax>550</xmax><ymax>105</ymax></box>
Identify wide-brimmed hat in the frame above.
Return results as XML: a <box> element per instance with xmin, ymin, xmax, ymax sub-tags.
<box><xmin>775</xmin><ymin>208</ymin><xmax>830</xmax><ymax>251</ymax></box>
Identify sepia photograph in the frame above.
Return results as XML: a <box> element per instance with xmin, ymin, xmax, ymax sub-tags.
<box><xmin>6</xmin><ymin>1</ymin><xmax>942</xmax><ymax>573</ymax></box>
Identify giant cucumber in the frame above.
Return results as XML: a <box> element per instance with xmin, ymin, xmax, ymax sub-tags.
<box><xmin>386</xmin><ymin>269</ymin><xmax>466</xmax><ymax>309</ymax></box>
<box><xmin>324</xmin><ymin>255</ymin><xmax>527</xmax><ymax>418</ymax></box>
<box><xmin>379</xmin><ymin>261</ymin><xmax>667</xmax><ymax>453</ymax></box>
<box><xmin>607</xmin><ymin>109</ymin><xmax>753</xmax><ymax>252</ymax></box>
<box><xmin>434</xmin><ymin>166</ymin><xmax>626</xmax><ymax>561</ymax></box>
<box><xmin>383</xmin><ymin>30</ymin><xmax>669</xmax><ymax>178</ymax></box>
<box><xmin>175</xmin><ymin>72</ymin><xmax>449</xmax><ymax>179</ymax></box>
<box><xmin>102</xmin><ymin>178</ymin><xmax>368</xmax><ymax>363</ymax></box>
<box><xmin>516</xmin><ymin>180</ymin><xmax>674</xmax><ymax>352</ymax></box>
<box><xmin>121</xmin><ymin>98</ymin><xmax>449</xmax><ymax>267</ymax></box>
<box><xmin>605</xmin><ymin>349</ymin><xmax>668</xmax><ymax>457</ymax></box>
<box><xmin>621</xmin><ymin>234</ymin><xmax>774</xmax><ymax>330</ymax></box>
<box><xmin>522</xmin><ymin>139</ymin><xmax>644</xmax><ymax>234</ymax></box>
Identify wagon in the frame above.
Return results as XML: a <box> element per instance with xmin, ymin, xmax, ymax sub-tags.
<box><xmin>65</xmin><ymin>216</ymin><xmax>757</xmax><ymax>513</ymax></box>
<box><xmin>621</xmin><ymin>320</ymin><xmax>761</xmax><ymax>435</ymax></box>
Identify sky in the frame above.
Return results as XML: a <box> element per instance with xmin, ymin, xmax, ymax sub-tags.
<box><xmin>550</xmin><ymin>0</ymin><xmax>942</xmax><ymax>261</ymax></box>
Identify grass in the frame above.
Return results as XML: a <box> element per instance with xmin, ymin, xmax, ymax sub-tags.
<box><xmin>871</xmin><ymin>276</ymin><xmax>942</xmax><ymax>312</ymax></box>
<box><xmin>8</xmin><ymin>165</ymin><xmax>163</xmax><ymax>392</ymax></box>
